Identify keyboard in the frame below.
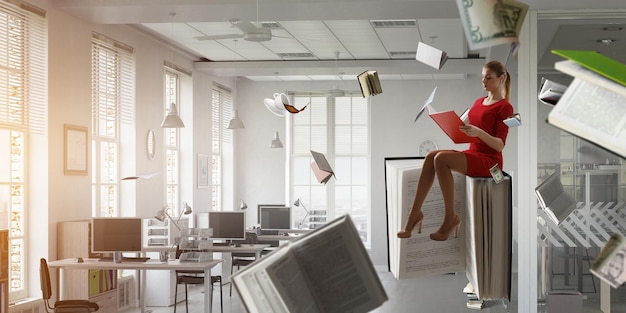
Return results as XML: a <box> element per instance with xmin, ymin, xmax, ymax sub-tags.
<box><xmin>260</xmin><ymin>229</ymin><xmax>279</xmax><ymax>235</ymax></box>
<box><xmin>98</xmin><ymin>257</ymin><xmax>151</xmax><ymax>262</ymax></box>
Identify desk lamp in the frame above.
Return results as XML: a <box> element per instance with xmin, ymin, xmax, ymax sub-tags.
<box><xmin>239</xmin><ymin>200</ymin><xmax>248</xmax><ymax>211</ymax></box>
<box><xmin>154</xmin><ymin>202</ymin><xmax>193</xmax><ymax>231</ymax></box>
<box><xmin>293</xmin><ymin>198</ymin><xmax>310</xmax><ymax>229</ymax></box>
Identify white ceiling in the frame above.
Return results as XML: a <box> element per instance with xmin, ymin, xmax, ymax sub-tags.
<box><xmin>52</xmin><ymin>0</ymin><xmax>626</xmax><ymax>81</ymax></box>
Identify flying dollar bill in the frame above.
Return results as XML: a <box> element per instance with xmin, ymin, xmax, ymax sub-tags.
<box><xmin>456</xmin><ymin>0</ymin><xmax>529</xmax><ymax>51</ymax></box>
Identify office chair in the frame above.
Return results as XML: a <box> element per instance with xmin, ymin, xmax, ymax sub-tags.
<box><xmin>229</xmin><ymin>232</ymin><xmax>261</xmax><ymax>296</ymax></box>
<box><xmin>39</xmin><ymin>258</ymin><xmax>100</xmax><ymax>313</ymax></box>
<box><xmin>174</xmin><ymin>246</ymin><xmax>223</xmax><ymax>313</ymax></box>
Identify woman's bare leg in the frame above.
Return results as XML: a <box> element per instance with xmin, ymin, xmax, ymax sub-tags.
<box><xmin>431</xmin><ymin>151</ymin><xmax>467</xmax><ymax>239</ymax></box>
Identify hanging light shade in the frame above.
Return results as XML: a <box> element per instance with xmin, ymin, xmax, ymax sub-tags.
<box><xmin>269</xmin><ymin>131</ymin><xmax>284</xmax><ymax>148</ymax></box>
<box><xmin>227</xmin><ymin>110</ymin><xmax>245</xmax><ymax>129</ymax></box>
<box><xmin>161</xmin><ymin>102</ymin><xmax>185</xmax><ymax>128</ymax></box>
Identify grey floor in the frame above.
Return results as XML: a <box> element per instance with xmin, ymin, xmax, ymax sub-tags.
<box><xmin>125</xmin><ymin>266</ymin><xmax>626</xmax><ymax>313</ymax></box>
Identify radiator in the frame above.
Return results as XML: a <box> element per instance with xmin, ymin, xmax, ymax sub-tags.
<box><xmin>9</xmin><ymin>299</ymin><xmax>44</xmax><ymax>313</ymax></box>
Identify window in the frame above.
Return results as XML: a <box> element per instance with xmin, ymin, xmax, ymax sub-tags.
<box><xmin>164</xmin><ymin>69</ymin><xmax>180</xmax><ymax>213</ymax></box>
<box><xmin>211</xmin><ymin>83</ymin><xmax>233</xmax><ymax>211</ymax></box>
<box><xmin>91</xmin><ymin>33</ymin><xmax>134</xmax><ymax>217</ymax></box>
<box><xmin>0</xmin><ymin>0</ymin><xmax>46</xmax><ymax>301</ymax></box>
<box><xmin>290</xmin><ymin>94</ymin><xmax>370</xmax><ymax>247</ymax></box>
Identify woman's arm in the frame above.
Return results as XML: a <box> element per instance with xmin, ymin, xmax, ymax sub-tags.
<box><xmin>459</xmin><ymin>125</ymin><xmax>505</xmax><ymax>152</ymax></box>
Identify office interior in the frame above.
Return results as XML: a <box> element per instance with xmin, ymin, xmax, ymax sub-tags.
<box><xmin>1</xmin><ymin>0</ymin><xmax>626</xmax><ymax>313</ymax></box>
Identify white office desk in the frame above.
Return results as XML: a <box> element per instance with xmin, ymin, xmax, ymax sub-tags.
<box><xmin>47</xmin><ymin>258</ymin><xmax>223</xmax><ymax>313</ymax></box>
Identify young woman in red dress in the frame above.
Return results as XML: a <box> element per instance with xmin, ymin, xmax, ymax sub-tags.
<box><xmin>397</xmin><ymin>60</ymin><xmax>514</xmax><ymax>241</ymax></box>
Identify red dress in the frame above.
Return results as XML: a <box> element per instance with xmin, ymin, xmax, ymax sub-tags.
<box><xmin>463</xmin><ymin>97</ymin><xmax>514</xmax><ymax>177</ymax></box>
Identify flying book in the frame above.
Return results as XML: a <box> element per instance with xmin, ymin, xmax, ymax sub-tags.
<box><xmin>232</xmin><ymin>215</ymin><xmax>388</xmax><ymax>313</ymax></box>
<box><xmin>534</xmin><ymin>172</ymin><xmax>577</xmax><ymax>225</ymax></box>
<box><xmin>357</xmin><ymin>70</ymin><xmax>382</xmax><ymax>98</ymax></box>
<box><xmin>549</xmin><ymin>50</ymin><xmax>626</xmax><ymax>158</ymax></box>
<box><xmin>310</xmin><ymin>150</ymin><xmax>335</xmax><ymax>184</ymax></box>
<box><xmin>591</xmin><ymin>233</ymin><xmax>626</xmax><ymax>288</ymax></box>
<box><xmin>503</xmin><ymin>113</ymin><xmax>522</xmax><ymax>127</ymax></box>
<box><xmin>414</xmin><ymin>86</ymin><xmax>437</xmax><ymax>122</ymax></box>
<box><xmin>427</xmin><ymin>105</ymin><xmax>479</xmax><ymax>144</ymax></box>
<box><xmin>538</xmin><ymin>77</ymin><xmax>568</xmax><ymax>106</ymax></box>
<box><xmin>415</xmin><ymin>42</ymin><xmax>448</xmax><ymax>70</ymax></box>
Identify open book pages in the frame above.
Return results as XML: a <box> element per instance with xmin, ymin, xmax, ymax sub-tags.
<box><xmin>538</xmin><ymin>77</ymin><xmax>568</xmax><ymax>105</ymax></box>
<box><xmin>455</xmin><ymin>0</ymin><xmax>528</xmax><ymax>51</ymax></box>
<box><xmin>534</xmin><ymin>172</ymin><xmax>577</xmax><ymax>225</ymax></box>
<box><xmin>231</xmin><ymin>215</ymin><xmax>388</xmax><ymax>313</ymax></box>
<box><xmin>385</xmin><ymin>158</ymin><xmax>467</xmax><ymax>279</ymax></box>
<box><xmin>549</xmin><ymin>60</ymin><xmax>626</xmax><ymax>157</ymax></box>
<box><xmin>503</xmin><ymin>113</ymin><xmax>521</xmax><ymax>127</ymax></box>
<box><xmin>591</xmin><ymin>233</ymin><xmax>626</xmax><ymax>288</ymax></box>
<box><xmin>415</xmin><ymin>42</ymin><xmax>448</xmax><ymax>70</ymax></box>
<box><xmin>414</xmin><ymin>86</ymin><xmax>437</xmax><ymax>122</ymax></box>
<box><xmin>310</xmin><ymin>150</ymin><xmax>335</xmax><ymax>184</ymax></box>
<box><xmin>357</xmin><ymin>70</ymin><xmax>382</xmax><ymax>98</ymax></box>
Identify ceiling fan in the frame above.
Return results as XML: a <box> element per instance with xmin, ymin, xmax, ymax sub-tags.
<box><xmin>195</xmin><ymin>18</ymin><xmax>274</xmax><ymax>42</ymax></box>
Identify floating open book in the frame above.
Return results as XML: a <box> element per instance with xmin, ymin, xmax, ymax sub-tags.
<box><xmin>415</xmin><ymin>42</ymin><xmax>448</xmax><ymax>70</ymax></box>
<box><xmin>538</xmin><ymin>77</ymin><xmax>568</xmax><ymax>106</ymax></box>
<box><xmin>534</xmin><ymin>172</ymin><xmax>577</xmax><ymax>225</ymax></box>
<box><xmin>310</xmin><ymin>150</ymin><xmax>335</xmax><ymax>184</ymax></box>
<box><xmin>232</xmin><ymin>215</ymin><xmax>388</xmax><ymax>312</ymax></box>
<box><xmin>357</xmin><ymin>70</ymin><xmax>382</xmax><ymax>98</ymax></box>
<box><xmin>549</xmin><ymin>50</ymin><xmax>626</xmax><ymax>158</ymax></box>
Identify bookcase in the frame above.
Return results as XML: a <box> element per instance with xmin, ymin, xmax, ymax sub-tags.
<box><xmin>57</xmin><ymin>221</ymin><xmax>118</xmax><ymax>313</ymax></box>
<box><xmin>0</xmin><ymin>229</ymin><xmax>8</xmax><ymax>313</ymax></box>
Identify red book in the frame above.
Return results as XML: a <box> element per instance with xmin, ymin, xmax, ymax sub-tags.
<box><xmin>429</xmin><ymin>110</ymin><xmax>479</xmax><ymax>144</ymax></box>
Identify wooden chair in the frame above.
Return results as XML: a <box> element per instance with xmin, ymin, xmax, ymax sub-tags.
<box><xmin>174</xmin><ymin>247</ymin><xmax>223</xmax><ymax>313</ymax></box>
<box><xmin>39</xmin><ymin>258</ymin><xmax>99</xmax><ymax>313</ymax></box>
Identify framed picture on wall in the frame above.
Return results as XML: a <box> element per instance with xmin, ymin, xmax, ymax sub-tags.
<box><xmin>197</xmin><ymin>154</ymin><xmax>209</xmax><ymax>188</ymax></box>
<box><xmin>64</xmin><ymin>124</ymin><xmax>88</xmax><ymax>175</ymax></box>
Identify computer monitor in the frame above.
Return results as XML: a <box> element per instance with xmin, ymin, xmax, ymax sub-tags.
<box><xmin>259</xmin><ymin>206</ymin><xmax>291</xmax><ymax>230</ymax></box>
<box><xmin>208</xmin><ymin>211</ymin><xmax>246</xmax><ymax>241</ymax></box>
<box><xmin>91</xmin><ymin>217</ymin><xmax>143</xmax><ymax>254</ymax></box>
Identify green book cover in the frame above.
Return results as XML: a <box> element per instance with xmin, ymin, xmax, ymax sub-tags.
<box><xmin>552</xmin><ymin>50</ymin><xmax>626</xmax><ymax>86</ymax></box>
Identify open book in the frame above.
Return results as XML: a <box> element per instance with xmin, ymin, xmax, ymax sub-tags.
<box><xmin>534</xmin><ymin>172</ymin><xmax>577</xmax><ymax>225</ymax></box>
<box><xmin>591</xmin><ymin>233</ymin><xmax>626</xmax><ymax>288</ymax></box>
<box><xmin>357</xmin><ymin>70</ymin><xmax>382</xmax><ymax>98</ymax></box>
<box><xmin>310</xmin><ymin>150</ymin><xmax>335</xmax><ymax>184</ymax></box>
<box><xmin>427</xmin><ymin>105</ymin><xmax>479</xmax><ymax>144</ymax></box>
<box><xmin>538</xmin><ymin>77</ymin><xmax>567</xmax><ymax>106</ymax></box>
<box><xmin>548</xmin><ymin>50</ymin><xmax>626</xmax><ymax>157</ymax></box>
<box><xmin>385</xmin><ymin>157</ymin><xmax>512</xmax><ymax>300</ymax></box>
<box><xmin>415</xmin><ymin>42</ymin><xmax>448</xmax><ymax>70</ymax></box>
<box><xmin>231</xmin><ymin>215</ymin><xmax>388</xmax><ymax>313</ymax></box>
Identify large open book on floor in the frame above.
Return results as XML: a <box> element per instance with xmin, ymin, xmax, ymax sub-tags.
<box><xmin>534</xmin><ymin>172</ymin><xmax>577</xmax><ymax>225</ymax></box>
<box><xmin>548</xmin><ymin>50</ymin><xmax>626</xmax><ymax>158</ymax></box>
<box><xmin>385</xmin><ymin>157</ymin><xmax>512</xmax><ymax>300</ymax></box>
<box><xmin>591</xmin><ymin>233</ymin><xmax>626</xmax><ymax>288</ymax></box>
<box><xmin>232</xmin><ymin>214</ymin><xmax>388</xmax><ymax>313</ymax></box>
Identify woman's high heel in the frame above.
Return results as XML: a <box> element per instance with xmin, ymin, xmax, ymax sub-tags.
<box><xmin>429</xmin><ymin>215</ymin><xmax>461</xmax><ymax>241</ymax></box>
<box><xmin>397</xmin><ymin>211</ymin><xmax>424</xmax><ymax>238</ymax></box>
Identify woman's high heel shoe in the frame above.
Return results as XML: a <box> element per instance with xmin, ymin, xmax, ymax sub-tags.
<box><xmin>429</xmin><ymin>215</ymin><xmax>461</xmax><ymax>241</ymax></box>
<box><xmin>397</xmin><ymin>211</ymin><xmax>424</xmax><ymax>238</ymax></box>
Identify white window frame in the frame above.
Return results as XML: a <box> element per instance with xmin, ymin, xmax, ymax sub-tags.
<box><xmin>0</xmin><ymin>0</ymin><xmax>47</xmax><ymax>301</ymax></box>
<box><xmin>91</xmin><ymin>33</ymin><xmax>134</xmax><ymax>217</ymax></box>
<box><xmin>289</xmin><ymin>94</ymin><xmax>371</xmax><ymax>247</ymax></box>
<box><xmin>164</xmin><ymin>68</ymin><xmax>180</xmax><ymax>214</ymax></box>
<box><xmin>211</xmin><ymin>83</ymin><xmax>233</xmax><ymax>211</ymax></box>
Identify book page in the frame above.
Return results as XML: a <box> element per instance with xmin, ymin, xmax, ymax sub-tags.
<box><xmin>290</xmin><ymin>215</ymin><xmax>388</xmax><ymax>313</ymax></box>
<box><xmin>548</xmin><ymin>76</ymin><xmax>626</xmax><ymax>157</ymax></box>
<box><xmin>534</xmin><ymin>173</ymin><xmax>576</xmax><ymax>225</ymax></box>
<box><xmin>233</xmin><ymin>244</ymin><xmax>317</xmax><ymax>313</ymax></box>
<box><xmin>385</xmin><ymin>158</ymin><xmax>466</xmax><ymax>280</ymax></box>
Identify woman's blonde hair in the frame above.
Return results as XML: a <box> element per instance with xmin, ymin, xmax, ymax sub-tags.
<box><xmin>485</xmin><ymin>60</ymin><xmax>511</xmax><ymax>100</ymax></box>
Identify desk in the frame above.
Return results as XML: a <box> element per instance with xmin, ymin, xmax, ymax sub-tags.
<box><xmin>257</xmin><ymin>234</ymin><xmax>302</xmax><ymax>242</ymax></box>
<box><xmin>209</xmin><ymin>244</ymin><xmax>269</xmax><ymax>259</ymax></box>
<box><xmin>47</xmin><ymin>258</ymin><xmax>222</xmax><ymax>313</ymax></box>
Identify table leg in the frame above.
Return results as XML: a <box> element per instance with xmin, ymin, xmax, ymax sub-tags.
<box><xmin>140</xmin><ymin>269</ymin><xmax>146</xmax><ymax>313</ymax></box>
<box><xmin>204</xmin><ymin>268</ymin><xmax>212</xmax><ymax>313</ymax></box>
